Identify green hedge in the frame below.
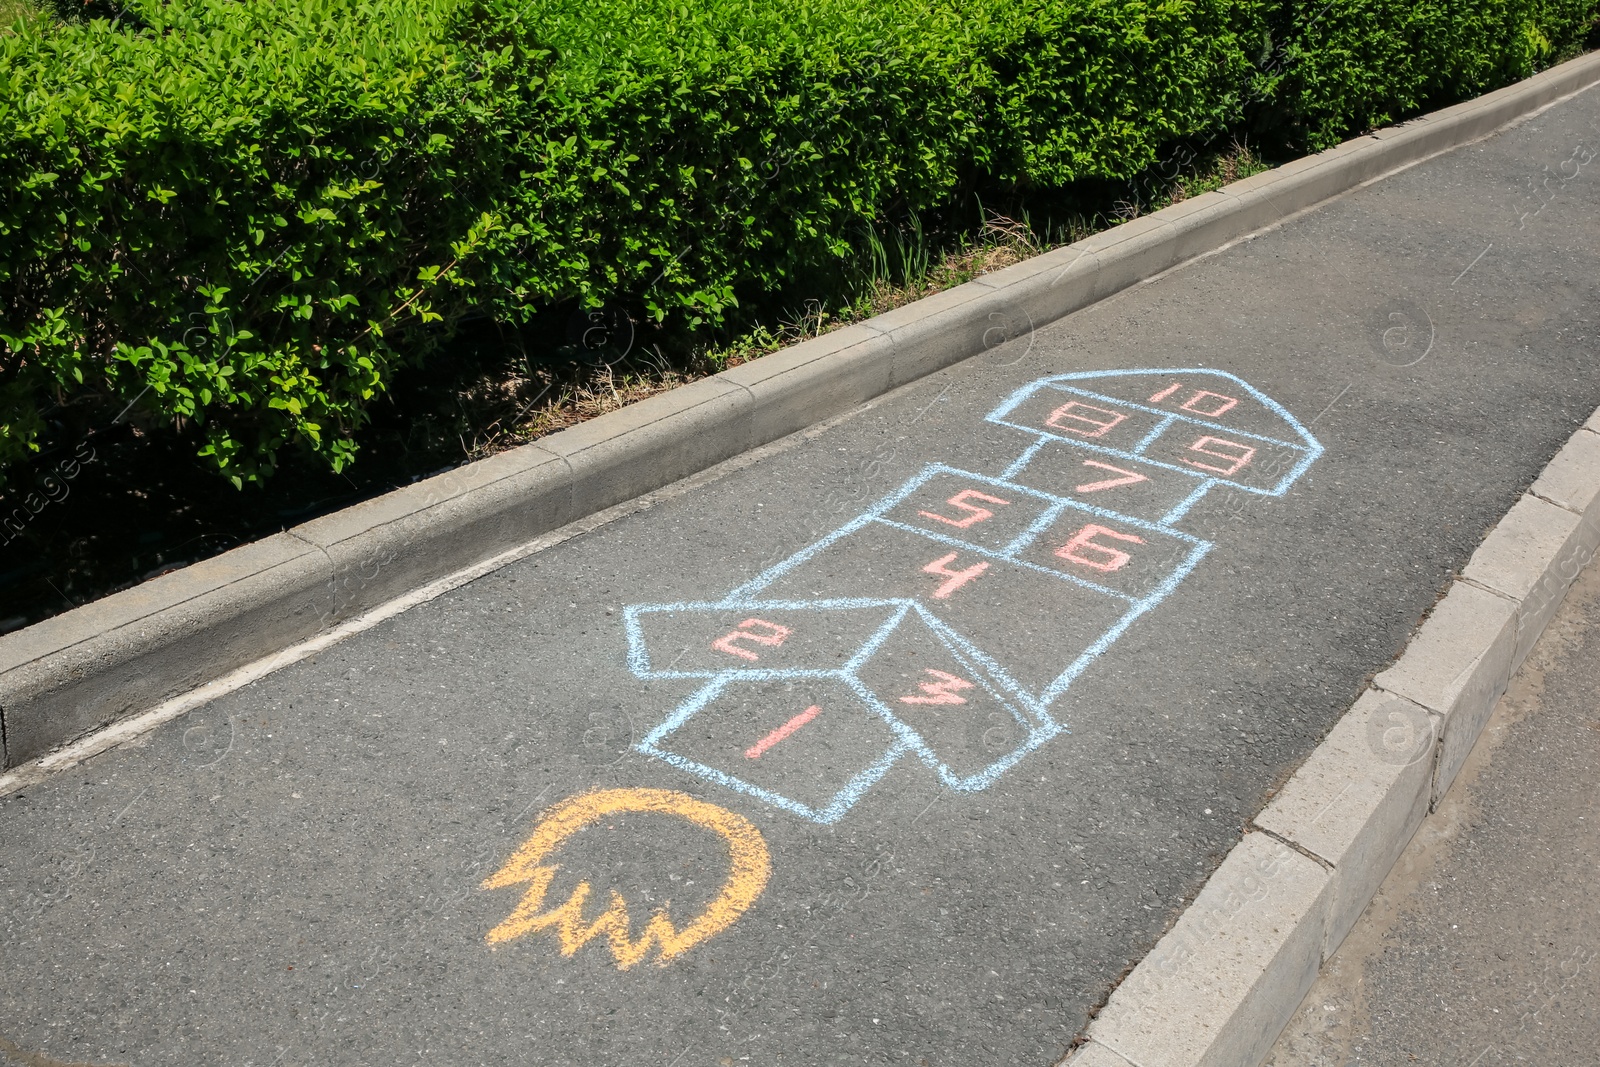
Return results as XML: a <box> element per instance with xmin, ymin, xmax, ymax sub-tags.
<box><xmin>1278</xmin><ymin>0</ymin><xmax>1597</xmax><ymax>148</ymax></box>
<box><xmin>1</xmin><ymin>0</ymin><xmax>1593</xmax><ymax>485</ymax></box>
<box><xmin>1</xmin><ymin>0</ymin><xmax>514</xmax><ymax>482</ymax></box>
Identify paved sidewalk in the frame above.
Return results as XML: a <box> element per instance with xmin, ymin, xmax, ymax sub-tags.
<box><xmin>1266</xmin><ymin>553</ymin><xmax>1600</xmax><ymax>1067</ymax></box>
<box><xmin>1</xmin><ymin>88</ymin><xmax>1599</xmax><ymax>1067</ymax></box>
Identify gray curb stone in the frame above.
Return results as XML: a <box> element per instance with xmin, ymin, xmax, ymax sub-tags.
<box><xmin>541</xmin><ymin>376</ymin><xmax>755</xmax><ymax>517</ymax></box>
<box><xmin>4</xmin><ymin>50</ymin><xmax>1600</xmax><ymax>771</ymax></box>
<box><xmin>1</xmin><ymin>534</ymin><xmax>326</xmax><ymax>765</ymax></box>
<box><xmin>1531</xmin><ymin>425</ymin><xmax>1600</xmax><ymax>553</ymax></box>
<box><xmin>721</xmin><ymin>324</ymin><xmax>896</xmax><ymax>444</ymax></box>
<box><xmin>1372</xmin><ymin>580</ymin><xmax>1517</xmax><ymax>803</ymax></box>
<box><xmin>1079</xmin><ymin>834</ymin><xmax>1333</xmax><ymax>1067</ymax></box>
<box><xmin>295</xmin><ymin>443</ymin><xmax>576</xmax><ymax>629</ymax></box>
<box><xmin>1069</xmin><ymin>1042</ymin><xmax>1140</xmax><ymax>1067</ymax></box>
<box><xmin>1461</xmin><ymin>494</ymin><xmax>1593</xmax><ymax>671</ymax></box>
<box><xmin>1252</xmin><ymin>689</ymin><xmax>1435</xmax><ymax>957</ymax></box>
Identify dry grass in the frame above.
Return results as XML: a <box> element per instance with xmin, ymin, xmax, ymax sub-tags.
<box><xmin>0</xmin><ymin>0</ymin><xmax>40</xmax><ymax>28</ymax></box>
<box><xmin>1114</xmin><ymin>139</ymin><xmax>1270</xmax><ymax>221</ymax></box>
<box><xmin>471</xmin><ymin>358</ymin><xmax>703</xmax><ymax>455</ymax></box>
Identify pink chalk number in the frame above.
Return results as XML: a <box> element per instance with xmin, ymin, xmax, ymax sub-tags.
<box><xmin>1180</xmin><ymin>390</ymin><xmax>1238</xmax><ymax>417</ymax></box>
<box><xmin>1149</xmin><ymin>381</ymin><xmax>1240</xmax><ymax>418</ymax></box>
<box><xmin>899</xmin><ymin>669</ymin><xmax>976</xmax><ymax>706</ymax></box>
<box><xmin>745</xmin><ymin>705</ymin><xmax>821</xmax><ymax>759</ymax></box>
<box><xmin>1045</xmin><ymin>401</ymin><xmax>1127</xmax><ymax>438</ymax></box>
<box><xmin>1074</xmin><ymin>459</ymin><xmax>1149</xmax><ymax>494</ymax></box>
<box><xmin>1182</xmin><ymin>435</ymin><xmax>1257</xmax><ymax>476</ymax></box>
<box><xmin>919</xmin><ymin>489</ymin><xmax>1011</xmax><ymax>529</ymax></box>
<box><xmin>712</xmin><ymin>618</ymin><xmax>792</xmax><ymax>662</ymax></box>
<box><xmin>922</xmin><ymin>553</ymin><xmax>990</xmax><ymax>599</ymax></box>
<box><xmin>1054</xmin><ymin>524</ymin><xmax>1146</xmax><ymax>572</ymax></box>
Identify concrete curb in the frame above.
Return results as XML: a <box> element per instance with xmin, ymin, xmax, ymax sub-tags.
<box><xmin>4</xmin><ymin>53</ymin><xmax>1600</xmax><ymax>770</ymax></box>
<box><xmin>1061</xmin><ymin>411</ymin><xmax>1600</xmax><ymax>1067</ymax></box>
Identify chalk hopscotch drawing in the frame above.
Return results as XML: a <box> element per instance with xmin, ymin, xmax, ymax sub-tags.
<box><xmin>623</xmin><ymin>369</ymin><xmax>1323</xmax><ymax>823</ymax></box>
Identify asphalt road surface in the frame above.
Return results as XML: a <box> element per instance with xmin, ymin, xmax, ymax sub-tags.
<box><xmin>3</xmin><ymin>87</ymin><xmax>1599</xmax><ymax>1067</ymax></box>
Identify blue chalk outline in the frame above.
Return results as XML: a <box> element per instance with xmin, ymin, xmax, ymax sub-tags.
<box><xmin>988</xmin><ymin>368</ymin><xmax>1324</xmax><ymax>498</ymax></box>
<box><xmin>625</xmin><ymin>598</ymin><xmax>908</xmax><ymax>679</ymax></box>
<box><xmin>622</xmin><ymin>368</ymin><xmax>1322</xmax><ymax>822</ymax></box>
<box><xmin>636</xmin><ymin>670</ymin><xmax>922</xmax><ymax>823</ymax></box>
<box><xmin>634</xmin><ymin>602</ymin><xmax>1066</xmax><ymax>822</ymax></box>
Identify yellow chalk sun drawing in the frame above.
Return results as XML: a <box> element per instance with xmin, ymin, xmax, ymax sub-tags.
<box><xmin>481</xmin><ymin>787</ymin><xmax>771</xmax><ymax>969</ymax></box>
